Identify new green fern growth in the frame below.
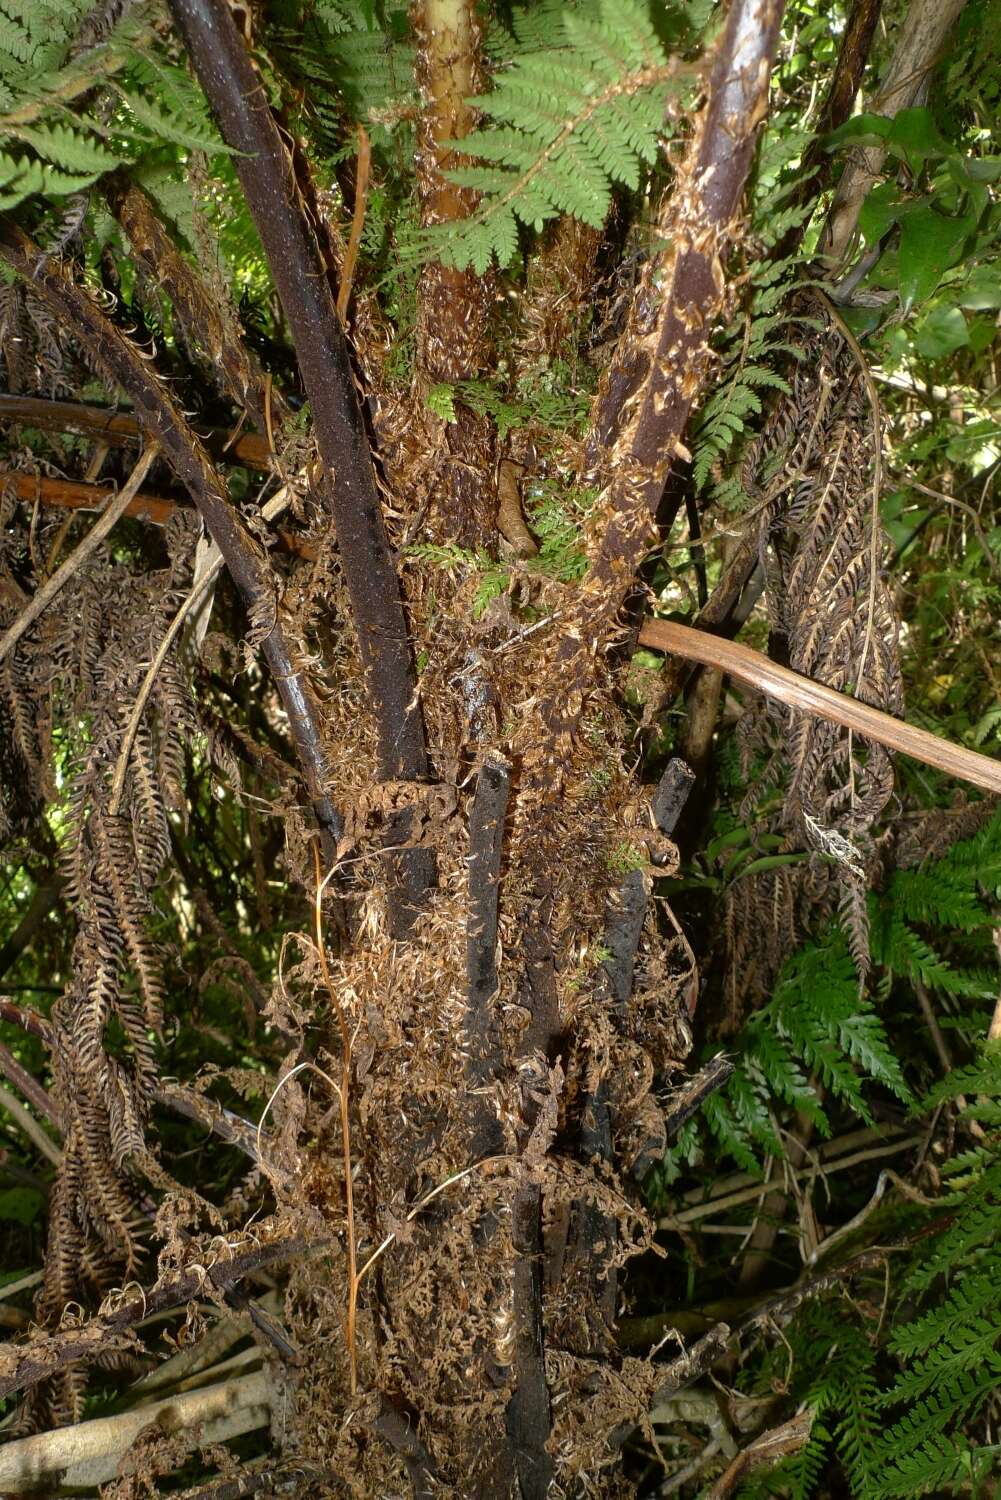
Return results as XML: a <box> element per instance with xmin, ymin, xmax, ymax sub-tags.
<box><xmin>661</xmin><ymin>930</ymin><xmax>913</xmax><ymax>1182</ymax></box>
<box><xmin>429</xmin><ymin>0</ymin><xmax>682</xmax><ymax>273</ymax></box>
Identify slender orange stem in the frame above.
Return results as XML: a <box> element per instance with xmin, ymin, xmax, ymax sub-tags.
<box><xmin>336</xmin><ymin>125</ymin><xmax>370</xmax><ymax>326</ymax></box>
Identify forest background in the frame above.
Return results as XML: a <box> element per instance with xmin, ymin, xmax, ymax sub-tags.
<box><xmin>0</xmin><ymin>0</ymin><xmax>1000</xmax><ymax>1495</ymax></box>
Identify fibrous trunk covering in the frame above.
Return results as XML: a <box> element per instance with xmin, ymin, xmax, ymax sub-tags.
<box><xmin>0</xmin><ymin>0</ymin><xmax>786</xmax><ymax>1493</ymax></box>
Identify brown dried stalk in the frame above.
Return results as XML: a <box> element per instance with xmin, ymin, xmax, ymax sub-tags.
<box><xmin>0</xmin><ymin>1040</ymin><xmax>61</xmax><ymax>1129</ymax></box>
<box><xmin>704</xmin><ymin>1410</ymin><xmax>815</xmax><ymax>1500</ymax></box>
<box><xmin>0</xmin><ymin>1080</ymin><xmax>61</xmax><ymax>1165</ymax></box>
<box><xmin>820</xmin><ymin>0</ymin><xmax>969</xmax><ymax>264</ymax></box>
<box><xmin>0</xmin><ymin>999</ymin><xmax>52</xmax><ymax>1042</ymax></box>
<box><xmin>639</xmin><ymin>618</ymin><xmax>1001</xmax><ymax>796</ymax></box>
<box><xmin>0</xmin><ymin>1370</ymin><xmax>272</xmax><ymax>1494</ymax></box>
<box><xmin>772</xmin><ymin>0</ymin><xmax>884</xmax><ymax>252</ymax></box>
<box><xmin>0</xmin><ymin>445</ymin><xmax>159</xmax><ymax>667</ymax></box>
<box><xmin>0</xmin><ymin>392</ymin><xmax>273</xmax><ymax>469</ymax></box>
<box><xmin>0</xmin><ymin>469</ymin><xmax>315</xmax><ymax>556</ymax></box>
<box><xmin>336</xmin><ymin>125</ymin><xmax>370</xmax><ymax>326</ymax></box>
<box><xmin>0</xmin><ymin>219</ymin><xmax>341</xmax><ymax>847</ymax></box>
<box><xmin>311</xmin><ymin>842</ymin><xmax>359</xmax><ymax>1394</ymax></box>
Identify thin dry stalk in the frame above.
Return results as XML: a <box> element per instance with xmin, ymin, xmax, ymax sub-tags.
<box><xmin>108</xmin><ymin>561</ymin><xmax>221</xmax><ymax>817</ymax></box>
<box><xmin>0</xmin><ymin>445</ymin><xmax>159</xmax><ymax>667</ymax></box>
<box><xmin>109</xmin><ymin>486</ymin><xmax>292</xmax><ymax>816</ymax></box>
<box><xmin>0</xmin><ymin>1080</ymin><xmax>61</xmax><ymax>1165</ymax></box>
<box><xmin>337</xmin><ymin>125</ymin><xmax>371</xmax><ymax>325</ymax></box>
<box><xmin>355</xmin><ymin>1154</ymin><xmax>511</xmax><ymax>1288</ymax></box>
<box><xmin>313</xmin><ymin>842</ymin><xmax>358</xmax><ymax>1394</ymax></box>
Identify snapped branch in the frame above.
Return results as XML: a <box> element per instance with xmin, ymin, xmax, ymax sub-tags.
<box><xmin>640</xmin><ymin>618</ymin><xmax>1001</xmax><ymax>796</ymax></box>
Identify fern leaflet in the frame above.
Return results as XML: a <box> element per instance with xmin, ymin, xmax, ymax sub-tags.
<box><xmin>426</xmin><ymin>0</ymin><xmax>681</xmax><ymax>273</ymax></box>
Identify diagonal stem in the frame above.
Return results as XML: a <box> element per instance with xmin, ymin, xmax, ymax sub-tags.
<box><xmin>536</xmin><ymin>0</ymin><xmax>787</xmax><ymax>779</ymax></box>
<box><xmin>166</xmin><ymin>0</ymin><xmax>428</xmax><ymax>789</ymax></box>
<box><xmin>639</xmin><ymin>617</ymin><xmax>1001</xmax><ymax>795</ymax></box>
<box><xmin>0</xmin><ymin>220</ymin><xmax>342</xmax><ymax>850</ymax></box>
<box><xmin>0</xmin><ymin>446</ymin><xmax>159</xmax><ymax>668</ymax></box>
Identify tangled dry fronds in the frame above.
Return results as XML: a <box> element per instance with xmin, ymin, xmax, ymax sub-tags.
<box><xmin>723</xmin><ymin>290</ymin><xmax>903</xmax><ymax>1021</ymax></box>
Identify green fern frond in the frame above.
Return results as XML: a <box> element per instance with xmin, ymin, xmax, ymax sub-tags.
<box><xmin>906</xmin><ymin>1157</ymin><xmax>1001</xmax><ymax>1292</ymax></box>
<box><xmin>702</xmin><ymin>1089</ymin><xmax>762</xmax><ymax>1176</ymax></box>
<box><xmin>835</xmin><ymin>1330</ymin><xmax>883</xmax><ymax>1499</ymax></box>
<box><xmin>924</xmin><ymin>1045</ymin><xmax>1001</xmax><ymax>1109</ymax></box>
<box><xmin>873</xmin><ymin>909</ymin><xmax>994</xmax><ymax>998</ymax></box>
<box><xmin>882</xmin><ymin>1271</ymin><xmax>1001</xmax><ymax>1401</ymax></box>
<box><xmin>0</xmin><ymin>8</ymin><xmax>34</xmax><ymax>66</ymax></box>
<box><xmin>854</xmin><ymin>1047</ymin><xmax>1001</xmax><ymax>1496</ymax></box>
<box><xmin>670</xmin><ymin>931</ymin><xmax>911</xmax><ymax>1175</ymax></box>
<box><xmin>890</xmin><ymin>867</ymin><xmax>988</xmax><ymax>932</ymax></box>
<box><xmin>0</xmin><ymin>150</ymin><xmax>46</xmax><ymax>206</ymax></box>
<box><xmin>866</xmin><ymin>1434</ymin><xmax>974</xmax><ymax>1499</ymax></box>
<box><xmin>769</xmin><ymin>937</ymin><xmax>914</xmax><ymax>1113</ymax></box>
<box><xmin>8</xmin><ymin>122</ymin><xmax>123</xmax><ymax>174</ymax></box>
<box><xmin>426</xmin><ymin>0</ymin><xmax>680</xmax><ymax>273</ymax></box>
<box><xmin>866</xmin><ymin>1381</ymin><xmax>998</xmax><ymax>1498</ymax></box>
<box><xmin>727</xmin><ymin>1064</ymin><xmax>782</xmax><ymax>1156</ymax></box>
<box><xmin>743</xmin><ymin>1022</ymin><xmax>823</xmax><ymax>1123</ymax></box>
<box><xmin>688</xmin><ymin>106</ymin><xmax>817</xmax><ymax>508</ymax></box>
<box><xmin>325</xmin><ymin>5</ymin><xmax>413</xmax><ymax>124</ymax></box>
<box><xmin>0</xmin><ymin>3</ymin><xmax>224</xmax><ymax>208</ymax></box>
<box><xmin>116</xmin><ymin>87</ymin><xmax>230</xmax><ymax>155</ymax></box>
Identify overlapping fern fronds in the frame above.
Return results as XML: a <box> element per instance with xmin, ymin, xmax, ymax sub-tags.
<box><xmin>428</xmin><ymin>0</ymin><xmax>684</xmax><ymax>273</ymax></box>
<box><xmin>743</xmin><ymin>1047</ymin><xmax>1001</xmax><ymax>1500</ymax></box>
<box><xmin>669</xmin><ymin>806</ymin><xmax>1001</xmax><ymax>1499</ymax></box>
<box><xmin>661</xmin><ymin>811</ymin><xmax>1001</xmax><ymax>1185</ymax></box>
<box><xmin>661</xmin><ymin>928</ymin><xmax>912</xmax><ymax>1180</ymax></box>
<box><xmin>0</xmin><ymin>0</ymin><xmax>229</xmax><ymax>213</ymax></box>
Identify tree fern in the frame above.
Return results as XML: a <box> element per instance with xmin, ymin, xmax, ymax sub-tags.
<box><xmin>426</xmin><ymin>0</ymin><xmax>683</xmax><ymax>273</ymax></box>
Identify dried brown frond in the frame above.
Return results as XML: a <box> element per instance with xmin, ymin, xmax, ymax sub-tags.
<box><xmin>721</xmin><ymin>290</ymin><xmax>903</xmax><ymax>1016</ymax></box>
